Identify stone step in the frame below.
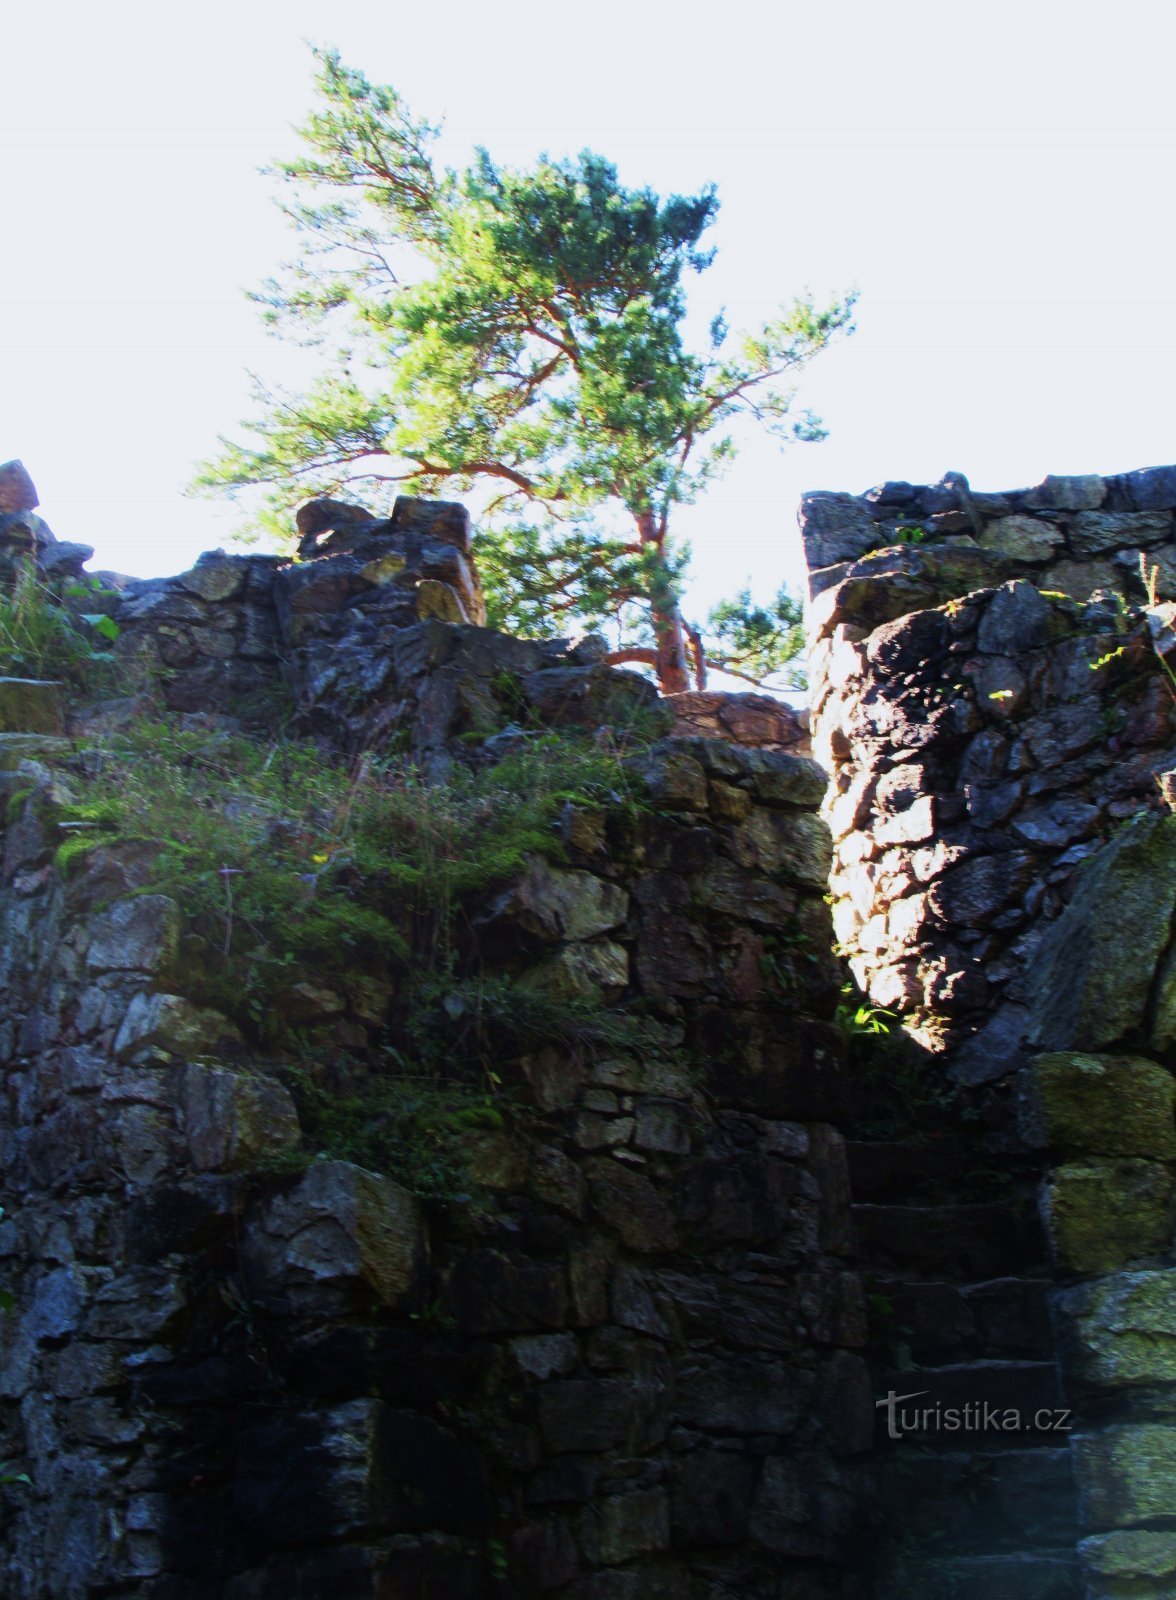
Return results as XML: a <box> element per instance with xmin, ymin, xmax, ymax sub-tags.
<box><xmin>874</xmin><ymin>1275</ymin><xmax>1054</xmax><ymax>1364</ymax></box>
<box><xmin>846</xmin><ymin>1135</ymin><xmax>970</xmax><ymax>1198</ymax></box>
<box><xmin>876</xmin><ymin>1551</ymin><xmax>1081</xmax><ymax>1600</ymax></box>
<box><xmin>0</xmin><ymin>677</ymin><xmax>64</xmax><ymax>735</ymax></box>
<box><xmin>852</xmin><ymin>1202</ymin><xmax>1044</xmax><ymax>1279</ymax></box>
<box><xmin>874</xmin><ymin>1360</ymin><xmax>1069</xmax><ymax>1451</ymax></box>
<box><xmin>875</xmin><ymin>1447</ymin><xmax>1078</xmax><ymax>1553</ymax></box>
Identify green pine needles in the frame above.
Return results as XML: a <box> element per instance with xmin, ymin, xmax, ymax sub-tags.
<box><xmin>192</xmin><ymin>45</ymin><xmax>854</xmax><ymax>693</ymax></box>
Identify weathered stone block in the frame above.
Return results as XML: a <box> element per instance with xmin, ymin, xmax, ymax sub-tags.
<box><xmin>0</xmin><ymin>677</ymin><xmax>64</xmax><ymax>734</ymax></box>
<box><xmin>632</xmin><ymin>745</ymin><xmax>708</xmax><ymax>810</ymax></box>
<box><xmin>538</xmin><ymin>1376</ymin><xmax>665</xmax><ymax>1453</ymax></box>
<box><xmin>1057</xmin><ymin>1269</ymin><xmax>1176</xmax><ymax>1389</ymax></box>
<box><xmin>234</xmin><ymin>1399</ymin><xmax>489</xmax><ymax>1543</ymax></box>
<box><xmin>691</xmin><ymin>858</ymin><xmax>794</xmax><ymax>925</ymax></box>
<box><xmin>483</xmin><ymin>858</ymin><xmax>629</xmax><ymax>943</ymax></box>
<box><xmin>1020</xmin><ymin>1053</ymin><xmax>1176</xmax><ymax>1159</ymax></box>
<box><xmin>1044</xmin><ymin>1160</ymin><xmax>1173</xmax><ymax>1275</ymax></box>
<box><xmin>180</xmin><ymin>1063</ymin><xmax>300</xmax><ymax>1172</ymax></box>
<box><xmin>977</xmin><ymin>514</ymin><xmax>1064</xmax><ymax>562</ymax></box>
<box><xmin>449</xmin><ymin>1248</ymin><xmax>568</xmax><ymax>1334</ymax></box>
<box><xmin>1125</xmin><ymin>465</ymin><xmax>1176</xmax><ymax>511</ymax></box>
<box><xmin>749</xmin><ymin>1452</ymin><xmax>855</xmax><ymax>1561</ymax></box>
<box><xmin>1067</xmin><ymin>508</ymin><xmax>1171</xmax><ymax>554</ymax></box>
<box><xmin>243</xmin><ymin>1160</ymin><xmax>423</xmax><ymax>1310</ymax></box>
<box><xmin>977</xmin><ymin>581</ymin><xmax>1053</xmax><ymax>653</ymax></box>
<box><xmin>508</xmin><ymin>1332</ymin><xmax>579</xmax><ymax>1381</ymax></box>
<box><xmin>584</xmin><ymin>1488</ymin><xmax>670</xmax><ymax>1565</ymax></box>
<box><xmin>587</xmin><ymin>1161</ymin><xmax>679</xmax><ymax>1253</ymax></box>
<box><xmin>1041</xmin><ymin>556</ymin><xmax>1123</xmax><ymax>600</ymax></box>
<box><xmin>1079</xmin><ymin>1529</ymin><xmax>1176</xmax><ymax>1597</ymax></box>
<box><xmin>739</xmin><ymin>749</ymin><xmax>828</xmax><ymax>808</ymax></box>
<box><xmin>728</xmin><ymin>808</ymin><xmax>832</xmax><ymax>888</ymax></box>
<box><xmin>633</xmin><ymin>1101</ymin><xmax>691</xmax><ymax>1155</ymax></box>
<box><xmin>113</xmin><ymin>991</ymin><xmax>243</xmax><ymax>1060</ymax></box>
<box><xmin>179</xmin><ymin>555</ymin><xmax>246</xmax><ymax>601</ymax></box>
<box><xmin>528</xmin><ymin>1143</ymin><xmax>588</xmax><ymax>1216</ymax></box>
<box><xmin>673</xmin><ymin>1356</ymin><xmax>808</xmax><ymax>1433</ymax></box>
<box><xmin>1073</xmin><ymin>1424</ymin><xmax>1176</xmax><ymax>1529</ymax></box>
<box><xmin>798</xmin><ymin>492</ymin><xmax>881</xmax><ymax>569</ymax></box>
<box><xmin>1023</xmin><ymin>474</ymin><xmax>1105</xmax><ymax>511</ymax></box>
<box><xmin>670</xmin><ymin>1450</ymin><xmax>757</xmax><ymax>1546</ymax></box>
<box><xmin>527</xmin><ymin>939</ymin><xmax>629</xmax><ymax>1000</ymax></box>
<box><xmin>85</xmin><ymin>894</ymin><xmax>181</xmax><ymax>975</ymax></box>
<box><xmin>85</xmin><ymin>1267</ymin><xmax>188</xmax><ymax>1341</ymax></box>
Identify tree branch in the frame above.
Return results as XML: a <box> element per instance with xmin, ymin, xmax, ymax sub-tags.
<box><xmin>684</xmin><ymin>621</ymin><xmax>708</xmax><ymax>690</ymax></box>
<box><xmin>603</xmin><ymin>647</ymin><xmax>659</xmax><ymax>669</ymax></box>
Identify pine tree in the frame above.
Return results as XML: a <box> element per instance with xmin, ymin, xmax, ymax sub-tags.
<box><xmin>193</xmin><ymin>48</ymin><xmax>854</xmax><ymax>693</ymax></box>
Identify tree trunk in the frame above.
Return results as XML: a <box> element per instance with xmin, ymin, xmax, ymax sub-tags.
<box><xmin>637</xmin><ymin>511</ymin><xmax>691</xmax><ymax>695</ymax></box>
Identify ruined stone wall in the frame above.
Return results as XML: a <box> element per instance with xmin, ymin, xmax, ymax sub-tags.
<box><xmin>803</xmin><ymin>464</ymin><xmax>1176</xmax><ymax>1600</ymax></box>
<box><xmin>0</xmin><ymin>483</ymin><xmax>867</xmax><ymax>1598</ymax></box>
<box><xmin>109</xmin><ymin>497</ymin><xmax>808</xmax><ymax>767</ymax></box>
<box><xmin>803</xmin><ymin>466</ymin><xmax>1176</xmax><ymax>1079</ymax></box>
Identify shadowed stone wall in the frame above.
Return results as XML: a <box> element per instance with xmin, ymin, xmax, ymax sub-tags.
<box><xmin>803</xmin><ymin>466</ymin><xmax>1176</xmax><ymax>1079</ymax></box>
<box><xmin>803</xmin><ymin>464</ymin><xmax>1176</xmax><ymax>1600</ymax></box>
<box><xmin>0</xmin><ymin>478</ymin><xmax>866</xmax><ymax>1599</ymax></box>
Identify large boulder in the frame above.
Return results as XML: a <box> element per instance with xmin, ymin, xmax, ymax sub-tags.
<box><xmin>1073</xmin><ymin>1424</ymin><xmax>1176</xmax><ymax>1529</ymax></box>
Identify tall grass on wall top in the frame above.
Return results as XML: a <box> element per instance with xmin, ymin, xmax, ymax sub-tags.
<box><xmin>0</xmin><ymin>559</ymin><xmax>120</xmax><ymax>688</ymax></box>
<box><xmin>58</xmin><ymin>718</ymin><xmax>647</xmax><ymax>1062</ymax></box>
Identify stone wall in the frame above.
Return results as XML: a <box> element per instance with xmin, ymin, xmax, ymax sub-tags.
<box><xmin>803</xmin><ymin>464</ymin><xmax>1176</xmax><ymax>1599</ymax></box>
<box><xmin>803</xmin><ymin>467</ymin><xmax>1176</xmax><ymax>1078</ymax></box>
<box><xmin>0</xmin><ymin>480</ymin><xmax>870</xmax><ymax>1597</ymax></box>
<box><xmin>1016</xmin><ymin>818</ymin><xmax>1176</xmax><ymax>1600</ymax></box>
<box><xmin>107</xmin><ymin>496</ymin><xmax>807</xmax><ymax>770</ymax></box>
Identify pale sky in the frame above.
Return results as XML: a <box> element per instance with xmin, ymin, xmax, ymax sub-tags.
<box><xmin>3</xmin><ymin>0</ymin><xmax>1174</xmax><ymax>627</ymax></box>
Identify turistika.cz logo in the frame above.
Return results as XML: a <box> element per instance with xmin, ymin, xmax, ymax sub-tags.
<box><xmin>876</xmin><ymin>1389</ymin><xmax>1073</xmax><ymax>1441</ymax></box>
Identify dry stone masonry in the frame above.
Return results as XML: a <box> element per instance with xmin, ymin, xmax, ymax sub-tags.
<box><xmin>0</xmin><ymin>469</ymin><xmax>867</xmax><ymax>1599</ymax></box>
<box><xmin>5</xmin><ymin>452</ymin><xmax>1176</xmax><ymax>1597</ymax></box>
<box><xmin>804</xmin><ymin>463</ymin><xmax>1176</xmax><ymax>1599</ymax></box>
<box><xmin>804</xmin><ymin>467</ymin><xmax>1176</xmax><ymax>1075</ymax></box>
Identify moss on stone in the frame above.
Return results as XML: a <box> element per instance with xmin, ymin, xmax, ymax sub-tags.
<box><xmin>0</xmin><ymin>677</ymin><xmax>64</xmax><ymax>734</ymax></box>
<box><xmin>1073</xmin><ymin>1424</ymin><xmax>1176</xmax><ymax>1529</ymax></box>
<box><xmin>1022</xmin><ymin>1052</ymin><xmax>1176</xmax><ymax>1159</ymax></box>
<box><xmin>1044</xmin><ymin>1159</ymin><xmax>1174</xmax><ymax>1275</ymax></box>
<box><xmin>1058</xmin><ymin>1269</ymin><xmax>1176</xmax><ymax>1388</ymax></box>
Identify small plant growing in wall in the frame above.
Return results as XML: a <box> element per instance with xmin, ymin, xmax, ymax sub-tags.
<box><xmin>0</xmin><ymin>560</ymin><xmax>119</xmax><ymax>688</ymax></box>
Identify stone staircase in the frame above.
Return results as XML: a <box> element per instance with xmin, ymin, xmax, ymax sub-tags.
<box><xmin>845</xmin><ymin>1131</ymin><xmax>1084</xmax><ymax>1597</ymax></box>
